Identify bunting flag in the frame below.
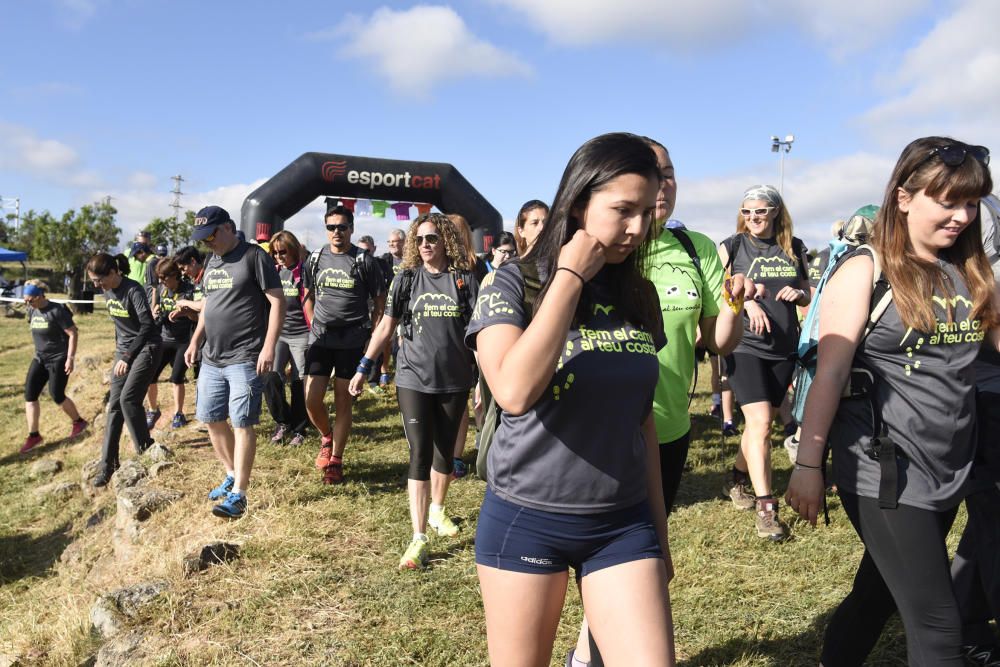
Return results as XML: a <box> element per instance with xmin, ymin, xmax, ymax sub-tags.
<box><xmin>415</xmin><ymin>203</ymin><xmax>432</xmax><ymax>216</ymax></box>
<box><xmin>371</xmin><ymin>200</ymin><xmax>388</xmax><ymax>218</ymax></box>
<box><xmin>390</xmin><ymin>202</ymin><xmax>413</xmax><ymax>221</ymax></box>
<box><xmin>338</xmin><ymin>197</ymin><xmax>356</xmax><ymax>212</ymax></box>
<box><xmin>354</xmin><ymin>199</ymin><xmax>372</xmax><ymax>217</ymax></box>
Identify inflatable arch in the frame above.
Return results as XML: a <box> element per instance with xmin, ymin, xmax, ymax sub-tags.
<box><xmin>241</xmin><ymin>152</ymin><xmax>502</xmax><ymax>252</ymax></box>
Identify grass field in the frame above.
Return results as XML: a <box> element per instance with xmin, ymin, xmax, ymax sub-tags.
<box><xmin>0</xmin><ymin>310</ymin><xmax>953</xmax><ymax>665</ymax></box>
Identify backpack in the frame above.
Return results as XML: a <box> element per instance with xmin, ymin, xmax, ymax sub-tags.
<box><xmin>475</xmin><ymin>261</ymin><xmax>543</xmax><ymax>480</ymax></box>
<box><xmin>306</xmin><ymin>245</ymin><xmax>375</xmax><ymax>296</ymax></box>
<box><xmin>662</xmin><ymin>227</ymin><xmax>707</xmax><ymax>406</ymax></box>
<box><xmin>394</xmin><ymin>266</ymin><xmax>474</xmax><ymax>340</ymax></box>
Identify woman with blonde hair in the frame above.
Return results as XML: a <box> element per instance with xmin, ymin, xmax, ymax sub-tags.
<box><xmin>20</xmin><ymin>279</ymin><xmax>88</xmax><ymax>453</ymax></box>
<box><xmin>349</xmin><ymin>212</ymin><xmax>478</xmax><ymax>569</ymax></box>
<box><xmin>787</xmin><ymin>137</ymin><xmax>998</xmax><ymax>665</ymax></box>
<box><xmin>718</xmin><ymin>185</ymin><xmax>810</xmax><ymax>541</ymax></box>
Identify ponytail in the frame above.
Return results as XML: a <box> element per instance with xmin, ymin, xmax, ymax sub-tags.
<box><xmin>87</xmin><ymin>252</ymin><xmax>130</xmax><ymax>277</ymax></box>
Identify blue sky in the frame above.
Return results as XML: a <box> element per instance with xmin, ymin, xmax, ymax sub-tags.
<box><xmin>1</xmin><ymin>0</ymin><xmax>996</xmax><ymax>251</ymax></box>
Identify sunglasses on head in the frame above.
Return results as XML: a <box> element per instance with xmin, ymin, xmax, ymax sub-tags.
<box><xmin>924</xmin><ymin>143</ymin><xmax>990</xmax><ymax>168</ymax></box>
<box><xmin>415</xmin><ymin>233</ymin><xmax>440</xmax><ymax>246</ymax></box>
<box><xmin>326</xmin><ymin>223</ymin><xmax>351</xmax><ymax>233</ymax></box>
<box><xmin>740</xmin><ymin>207</ymin><xmax>775</xmax><ymax>217</ymax></box>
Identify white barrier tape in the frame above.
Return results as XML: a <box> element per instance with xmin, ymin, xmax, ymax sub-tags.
<box><xmin>0</xmin><ymin>295</ymin><xmax>106</xmax><ymax>305</ymax></box>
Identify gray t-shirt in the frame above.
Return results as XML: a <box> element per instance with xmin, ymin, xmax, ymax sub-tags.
<box><xmin>387</xmin><ymin>267</ymin><xmax>479</xmax><ymax>394</ymax></box>
<box><xmin>156</xmin><ymin>280</ymin><xmax>195</xmax><ymax>345</ymax></box>
<box><xmin>724</xmin><ymin>233</ymin><xmax>809</xmax><ymax>359</ymax></box>
<box><xmin>279</xmin><ymin>265</ymin><xmax>312</xmax><ymax>339</ymax></box>
<box><xmin>830</xmin><ymin>251</ymin><xmax>982</xmax><ymax>511</ymax></box>
<box><xmin>202</xmin><ymin>241</ymin><xmax>282</xmax><ymax>367</ymax></box>
<box><xmin>309</xmin><ymin>245</ymin><xmax>386</xmax><ymax>349</ymax></box>
<box><xmin>104</xmin><ymin>277</ymin><xmax>161</xmax><ymax>361</ymax></box>
<box><xmin>465</xmin><ymin>263</ymin><xmax>664</xmax><ymax>514</ymax></box>
<box><xmin>28</xmin><ymin>302</ymin><xmax>75</xmax><ymax>363</ymax></box>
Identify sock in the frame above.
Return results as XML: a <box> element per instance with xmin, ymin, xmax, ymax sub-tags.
<box><xmin>231</xmin><ymin>487</ymin><xmax>243</xmax><ymax>496</ymax></box>
<box><xmin>73</xmin><ymin>417</ymin><xmax>86</xmax><ymax>423</ymax></box>
<box><xmin>29</xmin><ymin>431</ymin><xmax>40</xmax><ymax>438</ymax></box>
<box><xmin>413</xmin><ymin>532</ymin><xmax>428</xmax><ymax>543</ymax></box>
<box><xmin>322</xmin><ymin>431</ymin><xmax>333</xmax><ymax>445</ymax></box>
<box><xmin>755</xmin><ymin>494</ymin><xmax>776</xmax><ymax>510</ymax></box>
<box><xmin>330</xmin><ymin>454</ymin><xmax>343</xmax><ymax>465</ymax></box>
<box><xmin>712</xmin><ymin>393</ymin><xmax>721</xmax><ymax>406</ymax></box>
<box><xmin>227</xmin><ymin>470</ymin><xmax>236</xmax><ymax>479</ymax></box>
<box><xmin>571</xmin><ymin>653</ymin><xmax>590</xmax><ymax>667</ymax></box>
<box><xmin>430</xmin><ymin>503</ymin><xmax>444</xmax><ymax>514</ymax></box>
<box><xmin>731</xmin><ymin>466</ymin><xmax>749</xmax><ymax>483</ymax></box>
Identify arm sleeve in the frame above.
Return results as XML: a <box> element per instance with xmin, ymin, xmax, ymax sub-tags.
<box><xmin>124</xmin><ymin>283</ymin><xmax>157</xmax><ymax>361</ymax></box>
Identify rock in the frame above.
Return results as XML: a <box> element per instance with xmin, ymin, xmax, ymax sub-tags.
<box><xmin>116</xmin><ymin>487</ymin><xmax>180</xmax><ymax>521</ymax></box>
<box><xmin>89</xmin><ymin>597</ymin><xmax>123</xmax><ymax>638</ymax></box>
<box><xmin>81</xmin><ymin>459</ymin><xmax>104</xmax><ymax>489</ymax></box>
<box><xmin>90</xmin><ymin>582</ymin><xmax>167</xmax><ymax>640</ymax></box>
<box><xmin>109</xmin><ymin>460</ymin><xmax>146</xmax><ymax>493</ymax></box>
<box><xmin>85</xmin><ymin>508</ymin><xmax>109</xmax><ymax>529</ymax></box>
<box><xmin>142</xmin><ymin>442</ymin><xmax>173</xmax><ymax>463</ymax></box>
<box><xmin>34</xmin><ymin>481</ymin><xmax>79</xmax><ymax>499</ymax></box>
<box><xmin>0</xmin><ymin>654</ymin><xmax>21</xmax><ymax>667</ymax></box>
<box><xmin>29</xmin><ymin>459</ymin><xmax>62</xmax><ymax>478</ymax></box>
<box><xmin>183</xmin><ymin>542</ymin><xmax>241</xmax><ymax>576</ymax></box>
<box><xmin>94</xmin><ymin>630</ymin><xmax>144</xmax><ymax>667</ymax></box>
<box><xmin>81</xmin><ymin>355</ymin><xmax>100</xmax><ymax>371</ymax></box>
<box><xmin>147</xmin><ymin>461</ymin><xmax>175</xmax><ymax>478</ymax></box>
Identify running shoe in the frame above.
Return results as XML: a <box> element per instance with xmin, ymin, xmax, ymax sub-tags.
<box><xmin>452</xmin><ymin>458</ymin><xmax>467</xmax><ymax>479</ymax></box>
<box><xmin>710</xmin><ymin>403</ymin><xmax>722</xmax><ymax>420</ymax></box>
<box><xmin>288</xmin><ymin>432</ymin><xmax>306</xmax><ymax>447</ymax></box>
<box><xmin>755</xmin><ymin>498</ymin><xmax>788</xmax><ymax>541</ymax></box>
<box><xmin>783</xmin><ymin>420</ymin><xmax>799</xmax><ymax>438</ymax></box>
<box><xmin>208</xmin><ymin>474</ymin><xmax>235</xmax><ymax>501</ymax></box>
<box><xmin>19</xmin><ymin>434</ymin><xmax>43</xmax><ymax>454</ymax></box>
<box><xmin>314</xmin><ymin>434</ymin><xmax>334</xmax><ymax>469</ymax></box>
<box><xmin>783</xmin><ymin>434</ymin><xmax>800</xmax><ymax>463</ymax></box>
<box><xmin>367</xmin><ymin>383</ymin><xmax>384</xmax><ymax>395</ymax></box>
<box><xmin>91</xmin><ymin>462</ymin><xmax>118</xmax><ymax>488</ymax></box>
<box><xmin>212</xmin><ymin>491</ymin><xmax>247</xmax><ymax>519</ymax></box>
<box><xmin>145</xmin><ymin>408</ymin><xmax>161</xmax><ymax>430</ymax></box>
<box><xmin>322</xmin><ymin>461</ymin><xmax>344</xmax><ymax>485</ymax></box>
<box><xmin>722</xmin><ymin>421</ymin><xmax>739</xmax><ymax>438</ymax></box>
<box><xmin>379</xmin><ymin>372</ymin><xmax>391</xmax><ymax>388</ymax></box>
<box><xmin>171</xmin><ymin>413</ymin><xmax>187</xmax><ymax>429</ymax></box>
<box><xmin>69</xmin><ymin>419</ymin><xmax>88</xmax><ymax>439</ymax></box>
<box><xmin>723</xmin><ymin>472</ymin><xmax>755</xmax><ymax>511</ymax></box>
<box><xmin>271</xmin><ymin>423</ymin><xmax>287</xmax><ymax>444</ymax></box>
<box><xmin>428</xmin><ymin>506</ymin><xmax>459</xmax><ymax>537</ymax></box>
<box><xmin>399</xmin><ymin>537</ymin><xmax>429</xmax><ymax>570</ymax></box>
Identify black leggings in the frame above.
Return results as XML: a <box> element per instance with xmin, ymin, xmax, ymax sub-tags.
<box><xmin>396</xmin><ymin>386</ymin><xmax>468</xmax><ymax>480</ymax></box>
<box><xmin>821</xmin><ymin>492</ymin><xmax>963</xmax><ymax>666</ymax></box>
<box><xmin>24</xmin><ymin>357</ymin><xmax>69</xmax><ymax>404</ymax></box>
<box><xmin>153</xmin><ymin>342</ymin><xmax>188</xmax><ymax>385</ymax></box>
<box><xmin>659</xmin><ymin>431</ymin><xmax>691</xmax><ymax>516</ymax></box>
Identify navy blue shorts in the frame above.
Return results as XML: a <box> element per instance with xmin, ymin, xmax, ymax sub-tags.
<box><xmin>474</xmin><ymin>488</ymin><xmax>662</xmax><ymax>578</ymax></box>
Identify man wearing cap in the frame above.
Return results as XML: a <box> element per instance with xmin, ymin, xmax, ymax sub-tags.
<box><xmin>128</xmin><ymin>231</ymin><xmax>152</xmax><ymax>280</ymax></box>
<box><xmin>183</xmin><ymin>206</ymin><xmax>284</xmax><ymax>519</ymax></box>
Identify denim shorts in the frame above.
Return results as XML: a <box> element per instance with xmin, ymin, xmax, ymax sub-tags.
<box><xmin>196</xmin><ymin>361</ymin><xmax>263</xmax><ymax>428</ymax></box>
<box><xmin>474</xmin><ymin>488</ymin><xmax>662</xmax><ymax>578</ymax></box>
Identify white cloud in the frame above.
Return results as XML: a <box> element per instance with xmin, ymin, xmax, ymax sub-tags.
<box><xmin>0</xmin><ymin>122</ymin><xmax>102</xmax><ymax>189</ymax></box>
<box><xmin>321</xmin><ymin>5</ymin><xmax>532</xmax><ymax>97</ymax></box>
<box><xmin>127</xmin><ymin>171</ymin><xmax>159</xmax><ymax>190</ymax></box>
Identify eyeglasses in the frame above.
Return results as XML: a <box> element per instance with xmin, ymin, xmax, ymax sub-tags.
<box><xmin>494</xmin><ymin>248</ymin><xmax>515</xmax><ymax>256</ymax></box>
<box><xmin>326</xmin><ymin>223</ymin><xmax>351</xmax><ymax>233</ymax></box>
<box><xmin>924</xmin><ymin>143</ymin><xmax>990</xmax><ymax>168</ymax></box>
<box><xmin>89</xmin><ymin>275</ymin><xmax>108</xmax><ymax>286</ymax></box>
<box><xmin>740</xmin><ymin>207</ymin><xmax>775</xmax><ymax>217</ymax></box>
<box><xmin>415</xmin><ymin>234</ymin><xmax>440</xmax><ymax>246</ymax></box>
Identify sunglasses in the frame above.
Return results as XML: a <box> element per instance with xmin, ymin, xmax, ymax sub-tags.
<box><xmin>326</xmin><ymin>223</ymin><xmax>351</xmax><ymax>233</ymax></box>
<box><xmin>415</xmin><ymin>234</ymin><xmax>440</xmax><ymax>246</ymax></box>
<box><xmin>924</xmin><ymin>143</ymin><xmax>990</xmax><ymax>168</ymax></box>
<box><xmin>740</xmin><ymin>207</ymin><xmax>775</xmax><ymax>217</ymax></box>
<box><xmin>201</xmin><ymin>228</ymin><xmax>219</xmax><ymax>244</ymax></box>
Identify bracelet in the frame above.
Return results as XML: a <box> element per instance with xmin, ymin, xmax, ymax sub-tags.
<box><xmin>556</xmin><ymin>266</ymin><xmax>585</xmax><ymax>285</ymax></box>
<box><xmin>794</xmin><ymin>461</ymin><xmax>822</xmax><ymax>471</ymax></box>
<box><xmin>357</xmin><ymin>356</ymin><xmax>374</xmax><ymax>373</ymax></box>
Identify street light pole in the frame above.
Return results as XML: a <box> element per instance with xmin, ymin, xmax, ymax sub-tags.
<box><xmin>770</xmin><ymin>135</ymin><xmax>795</xmax><ymax>195</ymax></box>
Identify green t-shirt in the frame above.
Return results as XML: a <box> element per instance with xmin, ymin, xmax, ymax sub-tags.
<box><xmin>647</xmin><ymin>227</ymin><xmax>723</xmax><ymax>443</ymax></box>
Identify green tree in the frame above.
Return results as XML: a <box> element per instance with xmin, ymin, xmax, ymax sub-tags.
<box><xmin>144</xmin><ymin>211</ymin><xmax>194</xmax><ymax>251</ymax></box>
<box><xmin>9</xmin><ymin>209</ymin><xmax>44</xmax><ymax>253</ymax></box>
<box><xmin>31</xmin><ymin>201</ymin><xmax>121</xmax><ymax>306</ymax></box>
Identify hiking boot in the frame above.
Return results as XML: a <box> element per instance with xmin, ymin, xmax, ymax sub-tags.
<box><xmin>428</xmin><ymin>506</ymin><xmax>459</xmax><ymax>537</ymax></box>
<box><xmin>212</xmin><ymin>491</ymin><xmax>247</xmax><ymax>519</ymax></box>
<box><xmin>145</xmin><ymin>409</ymin><xmax>161</xmax><ymax>430</ymax></box>
<box><xmin>271</xmin><ymin>423</ymin><xmax>287</xmax><ymax>444</ymax></box>
<box><xmin>171</xmin><ymin>413</ymin><xmax>187</xmax><ymax>429</ymax></box>
<box><xmin>314</xmin><ymin>434</ymin><xmax>334</xmax><ymax>469</ymax></box>
<box><xmin>723</xmin><ymin>472</ymin><xmax>755</xmax><ymax>511</ymax></box>
<box><xmin>722</xmin><ymin>421</ymin><xmax>739</xmax><ymax>437</ymax></box>
<box><xmin>322</xmin><ymin>461</ymin><xmax>344</xmax><ymax>485</ymax></box>
<box><xmin>452</xmin><ymin>458</ymin><xmax>467</xmax><ymax>479</ymax></box>
<box><xmin>755</xmin><ymin>498</ymin><xmax>788</xmax><ymax>541</ymax></box>
<box><xmin>20</xmin><ymin>434</ymin><xmax>43</xmax><ymax>454</ymax></box>
<box><xmin>208</xmin><ymin>474</ymin><xmax>235</xmax><ymax>501</ymax></box>
<box><xmin>69</xmin><ymin>419</ymin><xmax>88</xmax><ymax>439</ymax></box>
<box><xmin>783</xmin><ymin>434</ymin><xmax>800</xmax><ymax>463</ymax></box>
<box><xmin>288</xmin><ymin>432</ymin><xmax>305</xmax><ymax>447</ymax></box>
<box><xmin>92</xmin><ymin>463</ymin><xmax>118</xmax><ymax>488</ymax></box>
<box><xmin>399</xmin><ymin>537</ymin><xmax>429</xmax><ymax>570</ymax></box>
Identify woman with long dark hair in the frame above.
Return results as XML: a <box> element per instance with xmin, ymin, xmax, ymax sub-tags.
<box><xmin>787</xmin><ymin>137</ymin><xmax>998</xmax><ymax>665</ymax></box>
<box><xmin>467</xmin><ymin>133</ymin><xmax>674</xmax><ymax>665</ymax></box>
<box><xmin>86</xmin><ymin>253</ymin><xmax>162</xmax><ymax>486</ymax></box>
<box><xmin>513</xmin><ymin>198</ymin><xmax>549</xmax><ymax>256</ymax></box>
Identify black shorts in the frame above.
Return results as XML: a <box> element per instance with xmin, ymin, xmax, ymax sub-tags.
<box><xmin>153</xmin><ymin>343</ymin><xmax>188</xmax><ymax>385</ymax></box>
<box><xmin>723</xmin><ymin>352</ymin><xmax>795</xmax><ymax>407</ymax></box>
<box><xmin>25</xmin><ymin>357</ymin><xmax>69</xmax><ymax>404</ymax></box>
<box><xmin>305</xmin><ymin>344</ymin><xmax>365</xmax><ymax>380</ymax></box>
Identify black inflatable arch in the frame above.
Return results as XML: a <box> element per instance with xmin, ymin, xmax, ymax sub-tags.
<box><xmin>241</xmin><ymin>152</ymin><xmax>502</xmax><ymax>253</ymax></box>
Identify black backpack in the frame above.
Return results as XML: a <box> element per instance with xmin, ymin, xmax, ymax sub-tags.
<box><xmin>306</xmin><ymin>245</ymin><xmax>376</xmax><ymax>295</ymax></box>
<box><xmin>393</xmin><ymin>266</ymin><xmax>474</xmax><ymax>339</ymax></box>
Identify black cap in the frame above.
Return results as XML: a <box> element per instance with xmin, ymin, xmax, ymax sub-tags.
<box><xmin>191</xmin><ymin>206</ymin><xmax>233</xmax><ymax>241</ymax></box>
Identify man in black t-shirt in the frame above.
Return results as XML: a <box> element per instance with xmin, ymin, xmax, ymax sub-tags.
<box><xmin>304</xmin><ymin>206</ymin><xmax>386</xmax><ymax>484</ymax></box>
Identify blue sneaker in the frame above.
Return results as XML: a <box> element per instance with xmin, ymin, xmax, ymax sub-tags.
<box><xmin>452</xmin><ymin>458</ymin><xmax>467</xmax><ymax>479</ymax></box>
<box><xmin>171</xmin><ymin>412</ymin><xmax>188</xmax><ymax>429</ymax></box>
<box><xmin>212</xmin><ymin>491</ymin><xmax>247</xmax><ymax>519</ymax></box>
<box><xmin>208</xmin><ymin>474</ymin><xmax>235</xmax><ymax>501</ymax></box>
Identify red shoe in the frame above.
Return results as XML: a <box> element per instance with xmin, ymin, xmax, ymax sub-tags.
<box><xmin>69</xmin><ymin>419</ymin><xmax>88</xmax><ymax>439</ymax></box>
<box><xmin>314</xmin><ymin>434</ymin><xmax>334</xmax><ymax>470</ymax></box>
<box><xmin>20</xmin><ymin>434</ymin><xmax>43</xmax><ymax>454</ymax></box>
<box><xmin>322</xmin><ymin>461</ymin><xmax>344</xmax><ymax>485</ymax></box>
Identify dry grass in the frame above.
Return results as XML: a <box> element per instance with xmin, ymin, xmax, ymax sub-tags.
<box><xmin>0</xmin><ymin>312</ymin><xmax>956</xmax><ymax>665</ymax></box>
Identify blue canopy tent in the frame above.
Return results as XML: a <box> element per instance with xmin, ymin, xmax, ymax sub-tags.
<box><xmin>0</xmin><ymin>246</ymin><xmax>28</xmax><ymax>288</ymax></box>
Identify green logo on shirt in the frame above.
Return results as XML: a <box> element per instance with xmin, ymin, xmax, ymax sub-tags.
<box><xmin>106</xmin><ymin>298</ymin><xmax>129</xmax><ymax>318</ymax></box>
<box><xmin>204</xmin><ymin>269</ymin><xmax>234</xmax><ymax>291</ymax></box>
